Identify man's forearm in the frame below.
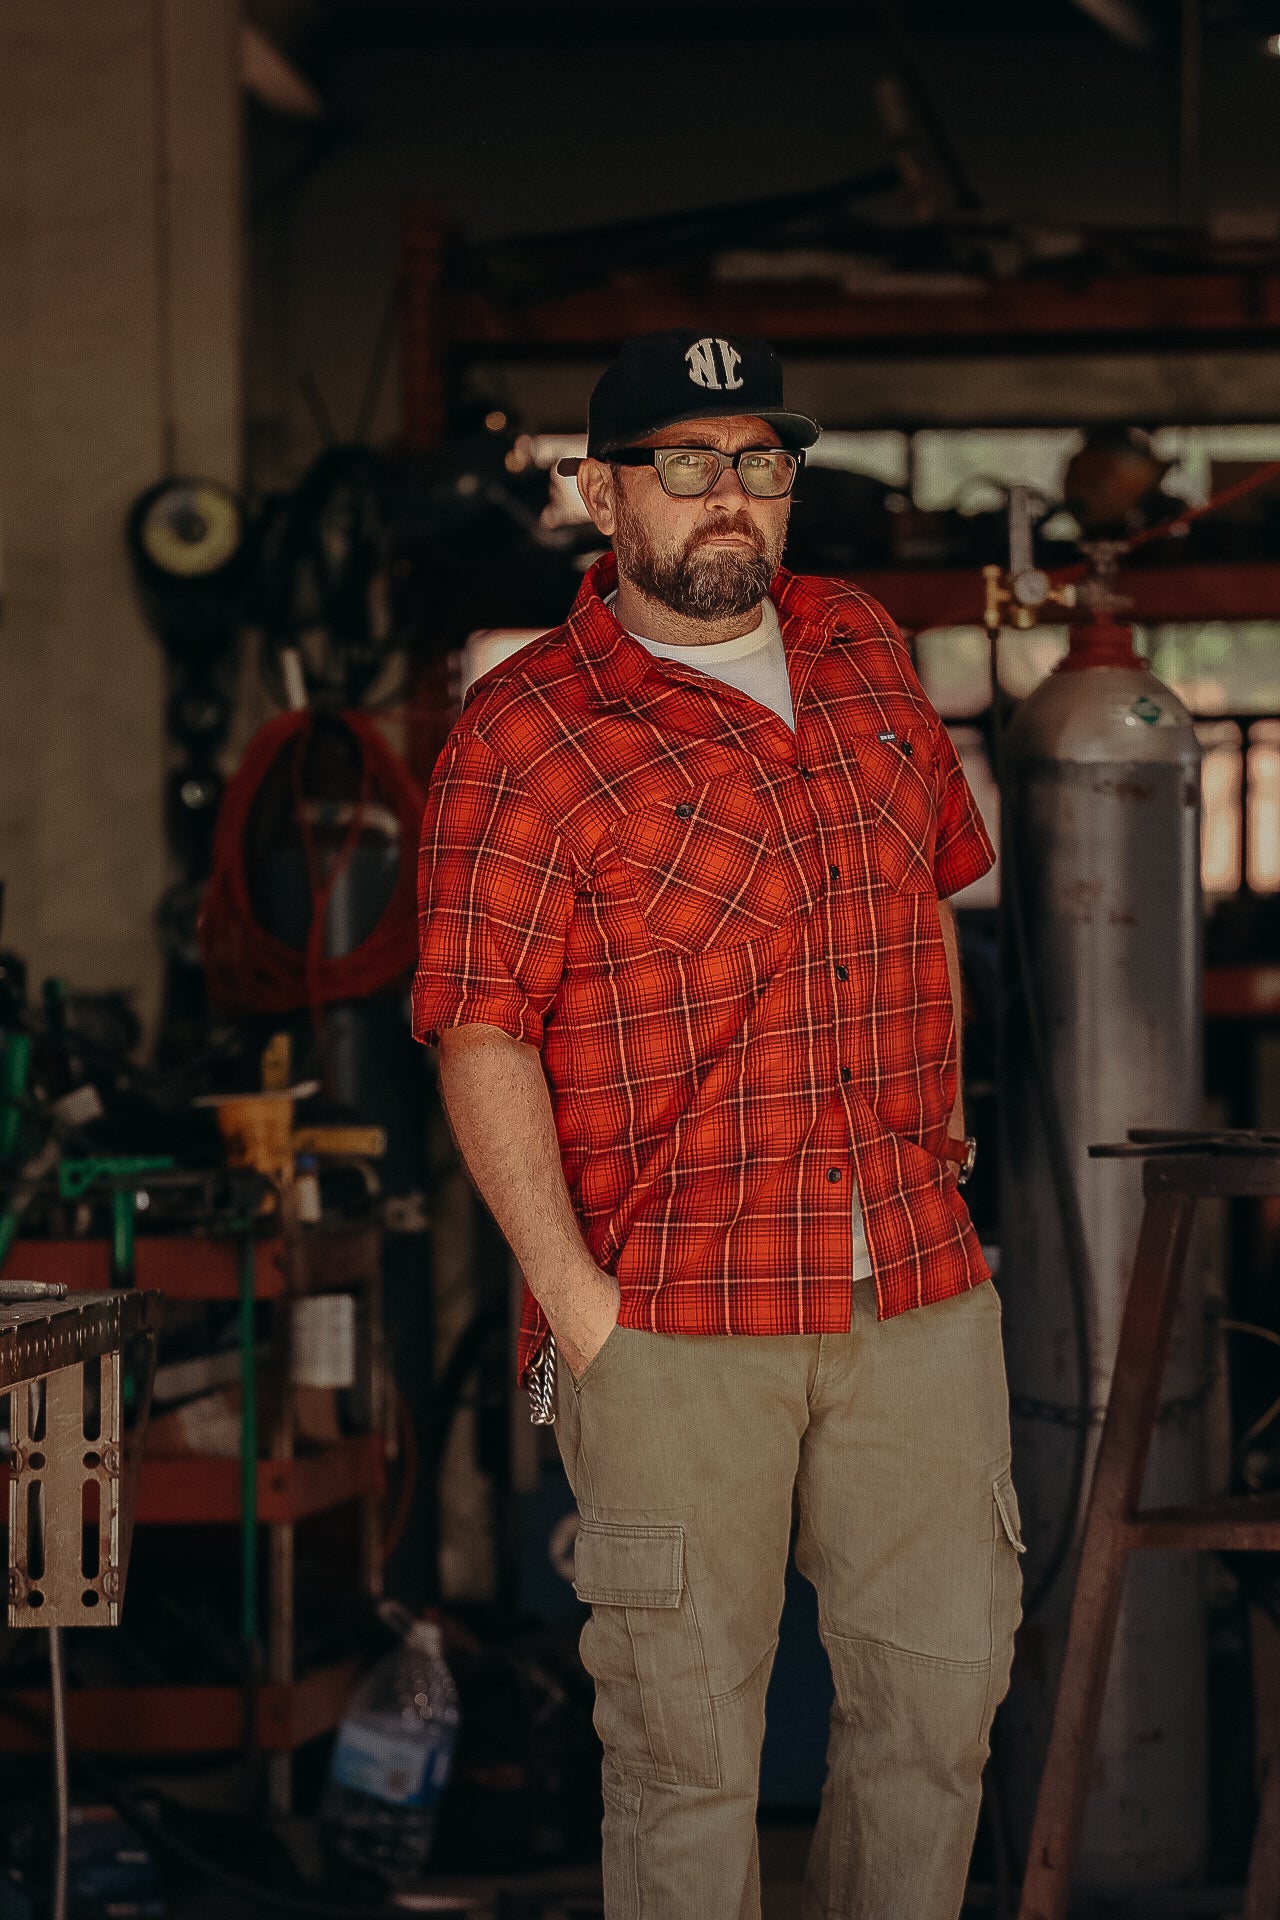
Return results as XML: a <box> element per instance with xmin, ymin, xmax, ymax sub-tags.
<box><xmin>937</xmin><ymin>899</ymin><xmax>966</xmax><ymax>1137</ymax></box>
<box><xmin>435</xmin><ymin>1023</ymin><xmax>618</xmax><ymax>1372</ymax></box>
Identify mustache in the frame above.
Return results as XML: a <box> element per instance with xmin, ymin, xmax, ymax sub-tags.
<box><xmin>685</xmin><ymin>514</ymin><xmax>767</xmax><ymax>557</ymax></box>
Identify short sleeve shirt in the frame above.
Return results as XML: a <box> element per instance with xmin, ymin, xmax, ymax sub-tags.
<box><xmin>413</xmin><ymin>555</ymin><xmax>995</xmax><ymax>1381</ymax></box>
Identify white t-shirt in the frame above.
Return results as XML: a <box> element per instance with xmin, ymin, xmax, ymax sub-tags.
<box><xmin>625</xmin><ymin>595</ymin><xmax>795</xmax><ymax>731</ymax></box>
<box><xmin>613</xmin><ymin>591</ymin><xmax>875</xmax><ymax>1285</ymax></box>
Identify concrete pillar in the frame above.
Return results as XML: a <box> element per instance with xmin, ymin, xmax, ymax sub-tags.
<box><xmin>0</xmin><ymin>0</ymin><xmax>242</xmax><ymax>1036</ymax></box>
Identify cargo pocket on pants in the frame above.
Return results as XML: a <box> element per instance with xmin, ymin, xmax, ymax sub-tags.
<box><xmin>983</xmin><ymin>1467</ymin><xmax>1026</xmax><ymax>1735</ymax></box>
<box><xmin>574</xmin><ymin>1518</ymin><xmax>721</xmax><ymax>1790</ymax></box>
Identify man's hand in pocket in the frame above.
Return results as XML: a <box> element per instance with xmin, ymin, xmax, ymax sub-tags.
<box><xmin>549</xmin><ymin>1263</ymin><xmax>622</xmax><ymax>1381</ymax></box>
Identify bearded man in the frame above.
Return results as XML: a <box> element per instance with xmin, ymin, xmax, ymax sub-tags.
<box><xmin>413</xmin><ymin>330</ymin><xmax>1022</xmax><ymax>1920</ymax></box>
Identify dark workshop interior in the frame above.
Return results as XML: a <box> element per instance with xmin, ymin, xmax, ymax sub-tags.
<box><xmin>5</xmin><ymin>1</ymin><xmax>1280</xmax><ymax>1915</ymax></box>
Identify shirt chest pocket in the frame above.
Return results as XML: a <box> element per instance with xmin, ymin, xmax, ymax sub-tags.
<box><xmin>612</xmin><ymin>779</ymin><xmax>799</xmax><ymax>954</ymax></box>
<box><xmin>856</xmin><ymin>727</ymin><xmax>938</xmax><ymax>893</ymax></box>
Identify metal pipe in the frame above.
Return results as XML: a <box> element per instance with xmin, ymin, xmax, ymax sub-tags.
<box><xmin>1179</xmin><ymin>0</ymin><xmax>1203</xmax><ymax>226</ymax></box>
<box><xmin>239</xmin><ymin>1234</ymin><xmax>258</xmax><ymax>1649</ymax></box>
<box><xmin>49</xmin><ymin>1625</ymin><xmax>69</xmax><ymax>1920</ymax></box>
<box><xmin>239</xmin><ymin>1230</ymin><xmax>260</xmax><ymax>1798</ymax></box>
<box><xmin>874</xmin><ymin>0</ymin><xmax>982</xmax><ymax>210</ymax></box>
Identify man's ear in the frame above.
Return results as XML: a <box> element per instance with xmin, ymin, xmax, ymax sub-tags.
<box><xmin>576</xmin><ymin>458</ymin><xmax>617</xmax><ymax>538</ymax></box>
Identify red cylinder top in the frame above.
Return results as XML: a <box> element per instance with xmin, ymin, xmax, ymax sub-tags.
<box><xmin>1054</xmin><ymin>617</ymin><xmax>1143</xmax><ymax>672</ymax></box>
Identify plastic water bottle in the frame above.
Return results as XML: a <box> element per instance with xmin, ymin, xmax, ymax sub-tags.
<box><xmin>324</xmin><ymin>1604</ymin><xmax>461</xmax><ymax>1881</ymax></box>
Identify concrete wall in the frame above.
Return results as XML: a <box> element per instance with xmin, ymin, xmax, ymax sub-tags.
<box><xmin>0</xmin><ymin>0</ymin><xmax>242</xmax><ymax>1035</ymax></box>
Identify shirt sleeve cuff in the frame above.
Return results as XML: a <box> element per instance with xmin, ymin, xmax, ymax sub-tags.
<box><xmin>412</xmin><ymin>994</ymin><xmax>545</xmax><ymax>1049</ymax></box>
<box><xmin>934</xmin><ymin>833</ymin><xmax>996</xmax><ymax>901</ymax></box>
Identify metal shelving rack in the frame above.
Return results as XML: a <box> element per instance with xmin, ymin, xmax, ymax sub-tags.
<box><xmin>0</xmin><ymin>1224</ymin><xmax>386</xmax><ymax>1812</ymax></box>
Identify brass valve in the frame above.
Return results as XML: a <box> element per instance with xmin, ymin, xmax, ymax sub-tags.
<box><xmin>983</xmin><ymin>562</ymin><xmax>1077</xmax><ymax>634</ymax></box>
<box><xmin>984</xmin><ymin>483</ymin><xmax>1078</xmax><ymax>633</ymax></box>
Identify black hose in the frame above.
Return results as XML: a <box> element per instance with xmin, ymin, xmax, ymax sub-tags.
<box><xmin>990</xmin><ymin>1758</ymin><xmax>1013</xmax><ymax>1920</ymax></box>
<box><xmin>981</xmin><ymin>1727</ymin><xmax>1016</xmax><ymax>1916</ymax></box>
<box><xmin>81</xmin><ymin>1773</ymin><xmax>391</xmax><ymax>1920</ymax></box>
<box><xmin>988</xmin><ymin>637</ymin><xmax>1096</xmax><ymax>1620</ymax></box>
<box><xmin>428</xmin><ymin>1299</ymin><xmax>508</xmax><ymax>1454</ymax></box>
<box><xmin>0</xmin><ymin>1681</ymin><xmax>391</xmax><ymax>1919</ymax></box>
<box><xmin>48</xmin><ymin>1628</ymin><xmax>68</xmax><ymax>1920</ymax></box>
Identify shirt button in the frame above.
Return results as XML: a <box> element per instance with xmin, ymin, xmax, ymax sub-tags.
<box><xmin>835</xmin><ymin>963</ymin><xmax>849</xmax><ymax>981</ymax></box>
<box><xmin>799</xmin><ymin>766</ymin><xmax>814</xmax><ymax>780</ymax></box>
<box><xmin>675</xmin><ymin>801</ymin><xmax>693</xmax><ymax>819</ymax></box>
<box><xmin>840</xmin><ymin>1067</ymin><xmax>852</xmax><ymax>1083</ymax></box>
<box><xmin>828</xmin><ymin>865</ymin><xmax>840</xmax><ymax>883</ymax></box>
<box><xmin>827</xmin><ymin>1167</ymin><xmax>842</xmax><ymax>1183</ymax></box>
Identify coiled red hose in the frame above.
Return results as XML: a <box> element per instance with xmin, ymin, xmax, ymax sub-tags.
<box><xmin>200</xmin><ymin>710</ymin><xmax>425</xmax><ymax>1014</ymax></box>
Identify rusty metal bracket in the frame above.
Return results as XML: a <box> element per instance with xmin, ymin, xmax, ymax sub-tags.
<box><xmin>3</xmin><ymin>1292</ymin><xmax>162</xmax><ymax>1628</ymax></box>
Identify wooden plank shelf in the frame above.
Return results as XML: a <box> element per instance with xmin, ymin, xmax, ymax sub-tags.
<box><xmin>8</xmin><ymin>1222</ymin><xmax>381</xmax><ymax>1300</ymax></box>
<box><xmin>0</xmin><ymin>1658</ymin><xmax>361</xmax><ymax>1754</ymax></box>
<box><xmin>137</xmin><ymin>1433</ymin><xmax>385</xmax><ymax>1525</ymax></box>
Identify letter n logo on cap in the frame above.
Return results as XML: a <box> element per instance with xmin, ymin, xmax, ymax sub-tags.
<box><xmin>685</xmin><ymin>337</ymin><xmax>744</xmax><ymax>392</ymax></box>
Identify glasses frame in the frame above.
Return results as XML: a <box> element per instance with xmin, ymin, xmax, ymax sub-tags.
<box><xmin>606</xmin><ymin>444</ymin><xmax>804</xmax><ymax>499</ymax></box>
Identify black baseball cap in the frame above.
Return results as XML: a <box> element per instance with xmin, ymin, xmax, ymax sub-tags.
<box><xmin>556</xmin><ymin>330</ymin><xmax>820</xmax><ymax>474</ymax></box>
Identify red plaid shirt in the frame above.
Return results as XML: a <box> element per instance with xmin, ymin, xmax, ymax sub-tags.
<box><xmin>413</xmin><ymin>555</ymin><xmax>995</xmax><ymax>1380</ymax></box>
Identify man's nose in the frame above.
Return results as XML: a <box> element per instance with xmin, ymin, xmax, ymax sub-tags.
<box><xmin>705</xmin><ymin>465</ymin><xmax>750</xmax><ymax>506</ymax></box>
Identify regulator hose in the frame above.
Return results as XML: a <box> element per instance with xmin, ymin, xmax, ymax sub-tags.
<box><xmin>988</xmin><ymin>640</ymin><xmax>1097</xmax><ymax>1622</ymax></box>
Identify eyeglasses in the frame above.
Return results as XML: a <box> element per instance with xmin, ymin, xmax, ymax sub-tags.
<box><xmin>606</xmin><ymin>445</ymin><xmax>804</xmax><ymax>500</ymax></box>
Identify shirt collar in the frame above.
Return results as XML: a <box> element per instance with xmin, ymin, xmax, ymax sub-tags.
<box><xmin>565</xmin><ymin>553</ymin><xmax>846</xmax><ymax>712</ymax></box>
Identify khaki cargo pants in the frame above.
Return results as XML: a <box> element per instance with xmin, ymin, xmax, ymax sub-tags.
<box><xmin>554</xmin><ymin>1278</ymin><xmax>1023</xmax><ymax>1920</ymax></box>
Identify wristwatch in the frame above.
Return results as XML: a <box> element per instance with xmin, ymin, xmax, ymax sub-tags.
<box><xmin>945</xmin><ymin>1136</ymin><xmax>978</xmax><ymax>1185</ymax></box>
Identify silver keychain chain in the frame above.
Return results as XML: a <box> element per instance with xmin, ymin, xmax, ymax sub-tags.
<box><xmin>527</xmin><ymin>1332</ymin><xmax>557</xmax><ymax>1426</ymax></box>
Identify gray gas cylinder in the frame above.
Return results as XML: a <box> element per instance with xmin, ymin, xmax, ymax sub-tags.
<box><xmin>996</xmin><ymin>621</ymin><xmax>1207</xmax><ymax>1892</ymax></box>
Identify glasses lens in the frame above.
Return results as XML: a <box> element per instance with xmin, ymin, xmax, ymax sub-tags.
<box><xmin>737</xmin><ymin>451</ymin><xmax>797</xmax><ymax>498</ymax></box>
<box><xmin>657</xmin><ymin>450</ymin><xmax>721</xmax><ymax>496</ymax></box>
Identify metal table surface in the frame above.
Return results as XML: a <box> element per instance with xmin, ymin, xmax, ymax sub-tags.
<box><xmin>0</xmin><ymin>1289</ymin><xmax>164</xmax><ymax>1391</ymax></box>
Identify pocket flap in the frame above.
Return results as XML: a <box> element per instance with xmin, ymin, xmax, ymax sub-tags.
<box><xmin>611</xmin><ymin>780</ymin><xmax>799</xmax><ymax>953</ymax></box>
<box><xmin>854</xmin><ymin>729</ymin><xmax>937</xmax><ymax>891</ymax></box>
<box><xmin>994</xmin><ymin>1469</ymin><xmax>1027</xmax><ymax>1554</ymax></box>
<box><xmin>574</xmin><ymin>1520</ymin><xmax>685</xmax><ymax>1608</ymax></box>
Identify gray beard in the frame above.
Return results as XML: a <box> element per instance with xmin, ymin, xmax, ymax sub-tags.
<box><xmin>612</xmin><ymin>494</ymin><xmax>783</xmax><ymax>621</ymax></box>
